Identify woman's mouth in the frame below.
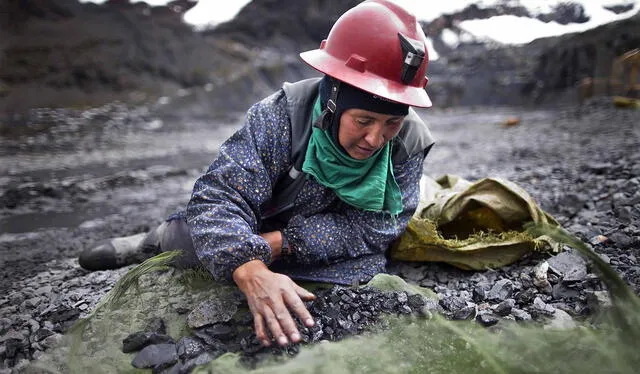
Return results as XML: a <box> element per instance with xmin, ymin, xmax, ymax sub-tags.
<box><xmin>356</xmin><ymin>146</ymin><xmax>376</xmax><ymax>156</ymax></box>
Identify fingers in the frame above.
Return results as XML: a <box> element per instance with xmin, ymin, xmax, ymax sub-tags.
<box><xmin>273</xmin><ymin>296</ymin><xmax>305</xmax><ymax>343</ymax></box>
<box><xmin>294</xmin><ymin>284</ymin><xmax>316</xmax><ymax>301</ymax></box>
<box><xmin>239</xmin><ymin>269</ymin><xmax>316</xmax><ymax>347</ymax></box>
<box><xmin>257</xmin><ymin>290</ymin><xmax>313</xmax><ymax>345</ymax></box>
<box><xmin>284</xmin><ymin>289</ymin><xmax>315</xmax><ymax>328</ymax></box>
<box><xmin>262</xmin><ymin>307</ymin><xmax>290</xmax><ymax>346</ymax></box>
<box><xmin>252</xmin><ymin>312</ymin><xmax>271</xmax><ymax>347</ymax></box>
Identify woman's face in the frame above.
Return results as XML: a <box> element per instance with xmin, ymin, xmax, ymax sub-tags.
<box><xmin>338</xmin><ymin>108</ymin><xmax>405</xmax><ymax>159</ymax></box>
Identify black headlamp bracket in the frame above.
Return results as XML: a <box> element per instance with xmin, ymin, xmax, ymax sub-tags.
<box><xmin>398</xmin><ymin>32</ymin><xmax>425</xmax><ymax>84</ymax></box>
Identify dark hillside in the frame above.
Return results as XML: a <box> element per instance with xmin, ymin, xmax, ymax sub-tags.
<box><xmin>207</xmin><ymin>0</ymin><xmax>362</xmax><ymax>51</ymax></box>
<box><xmin>0</xmin><ymin>0</ymin><xmax>638</xmax><ymax>115</ymax></box>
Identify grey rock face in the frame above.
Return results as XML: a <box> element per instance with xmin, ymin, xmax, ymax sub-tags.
<box><xmin>186</xmin><ymin>298</ymin><xmax>238</xmax><ymax>329</ymax></box>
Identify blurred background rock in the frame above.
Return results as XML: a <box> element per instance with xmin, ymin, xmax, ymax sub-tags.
<box><xmin>0</xmin><ymin>0</ymin><xmax>638</xmax><ymax>118</ymax></box>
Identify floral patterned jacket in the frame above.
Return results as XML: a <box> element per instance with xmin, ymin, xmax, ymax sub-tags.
<box><xmin>186</xmin><ymin>78</ymin><xmax>434</xmax><ymax>285</ymax></box>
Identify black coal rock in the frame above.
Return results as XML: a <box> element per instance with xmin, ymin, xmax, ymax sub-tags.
<box><xmin>516</xmin><ymin>288</ymin><xmax>538</xmax><ymax>305</ymax></box>
<box><xmin>176</xmin><ymin>337</ymin><xmax>206</xmax><ymax>360</ymax></box>
<box><xmin>493</xmin><ymin>299</ymin><xmax>516</xmax><ymax>317</ymax></box>
<box><xmin>407</xmin><ymin>294</ymin><xmax>426</xmax><ymax>310</ymax></box>
<box><xmin>123</xmin><ymin>332</ymin><xmax>175</xmax><ymax>353</ymax></box>
<box><xmin>472</xmin><ymin>284</ymin><xmax>488</xmax><ymax>302</ymax></box>
<box><xmin>125</xmin><ymin>287</ymin><xmax>443</xmax><ymax>372</ymax></box>
<box><xmin>191</xmin><ymin>328</ymin><xmax>227</xmax><ymax>350</ymax></box>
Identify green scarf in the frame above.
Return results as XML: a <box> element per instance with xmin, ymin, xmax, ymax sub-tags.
<box><xmin>301</xmin><ymin>96</ymin><xmax>403</xmax><ymax>215</ymax></box>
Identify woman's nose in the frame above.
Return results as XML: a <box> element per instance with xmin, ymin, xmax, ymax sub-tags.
<box><xmin>364</xmin><ymin>125</ymin><xmax>386</xmax><ymax>148</ymax></box>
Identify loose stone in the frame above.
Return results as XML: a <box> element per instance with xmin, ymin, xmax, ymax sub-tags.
<box><xmin>493</xmin><ymin>299</ymin><xmax>516</xmax><ymax>317</ymax></box>
<box><xmin>476</xmin><ymin>313</ymin><xmax>499</xmax><ymax>327</ymax></box>
<box><xmin>511</xmin><ymin>308</ymin><xmax>532</xmax><ymax>321</ymax></box>
<box><xmin>531</xmin><ymin>297</ymin><xmax>556</xmax><ymax>317</ymax></box>
<box><xmin>487</xmin><ymin>279</ymin><xmax>514</xmax><ymax>301</ymax></box>
<box><xmin>176</xmin><ymin>337</ymin><xmax>206</xmax><ymax>360</ymax></box>
<box><xmin>547</xmin><ymin>251</ymin><xmax>587</xmax><ymax>283</ymax></box>
<box><xmin>131</xmin><ymin>343</ymin><xmax>178</xmax><ymax>369</ymax></box>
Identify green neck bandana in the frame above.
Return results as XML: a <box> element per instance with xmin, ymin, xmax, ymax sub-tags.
<box><xmin>301</xmin><ymin>96</ymin><xmax>403</xmax><ymax>215</ymax></box>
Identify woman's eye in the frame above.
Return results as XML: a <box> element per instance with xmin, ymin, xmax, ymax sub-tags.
<box><xmin>356</xmin><ymin>118</ymin><xmax>372</xmax><ymax>125</ymax></box>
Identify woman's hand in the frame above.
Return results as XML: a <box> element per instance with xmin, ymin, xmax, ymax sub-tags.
<box><xmin>232</xmin><ymin>260</ymin><xmax>316</xmax><ymax>346</ymax></box>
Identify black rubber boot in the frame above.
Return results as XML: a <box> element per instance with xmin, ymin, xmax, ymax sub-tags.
<box><xmin>79</xmin><ymin>222</ymin><xmax>167</xmax><ymax>271</ymax></box>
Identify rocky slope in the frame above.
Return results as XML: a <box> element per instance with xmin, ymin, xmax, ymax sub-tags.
<box><xmin>205</xmin><ymin>0</ymin><xmax>362</xmax><ymax>52</ymax></box>
<box><xmin>526</xmin><ymin>10</ymin><xmax>640</xmax><ymax>105</ymax></box>
<box><xmin>423</xmin><ymin>4</ymin><xmax>640</xmax><ymax>107</ymax></box>
<box><xmin>0</xmin><ymin>0</ymin><xmax>264</xmax><ymax>114</ymax></box>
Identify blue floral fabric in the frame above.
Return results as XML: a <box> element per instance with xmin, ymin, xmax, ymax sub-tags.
<box><xmin>186</xmin><ymin>89</ymin><xmax>426</xmax><ymax>285</ymax></box>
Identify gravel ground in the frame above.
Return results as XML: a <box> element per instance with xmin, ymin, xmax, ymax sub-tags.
<box><xmin>1</xmin><ymin>98</ymin><xmax>638</xmax><ymax>372</ymax></box>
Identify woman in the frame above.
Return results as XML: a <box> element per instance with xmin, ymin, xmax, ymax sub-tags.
<box><xmin>80</xmin><ymin>0</ymin><xmax>434</xmax><ymax>348</ymax></box>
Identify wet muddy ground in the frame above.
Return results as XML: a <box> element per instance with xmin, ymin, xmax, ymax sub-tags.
<box><xmin>1</xmin><ymin>97</ymin><xmax>639</xmax><ymax>372</ymax></box>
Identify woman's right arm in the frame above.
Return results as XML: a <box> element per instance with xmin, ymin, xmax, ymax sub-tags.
<box><xmin>186</xmin><ymin>94</ymin><xmax>290</xmax><ymax>281</ymax></box>
<box><xmin>186</xmin><ymin>92</ymin><xmax>314</xmax><ymax>346</ymax></box>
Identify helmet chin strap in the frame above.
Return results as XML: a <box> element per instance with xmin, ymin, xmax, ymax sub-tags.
<box><xmin>313</xmin><ymin>79</ymin><xmax>341</xmax><ymax>131</ymax></box>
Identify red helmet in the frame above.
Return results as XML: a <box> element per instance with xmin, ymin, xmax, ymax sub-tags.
<box><xmin>300</xmin><ymin>0</ymin><xmax>431</xmax><ymax>108</ymax></box>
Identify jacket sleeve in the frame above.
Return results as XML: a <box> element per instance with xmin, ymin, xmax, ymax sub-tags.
<box><xmin>186</xmin><ymin>91</ymin><xmax>292</xmax><ymax>281</ymax></box>
<box><xmin>282</xmin><ymin>152</ymin><xmax>425</xmax><ymax>265</ymax></box>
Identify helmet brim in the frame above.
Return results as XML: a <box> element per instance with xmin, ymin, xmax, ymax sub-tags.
<box><xmin>300</xmin><ymin>49</ymin><xmax>432</xmax><ymax>108</ymax></box>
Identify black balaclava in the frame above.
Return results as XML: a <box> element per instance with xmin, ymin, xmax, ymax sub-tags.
<box><xmin>318</xmin><ymin>75</ymin><xmax>409</xmax><ymax>150</ymax></box>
